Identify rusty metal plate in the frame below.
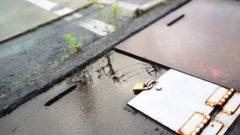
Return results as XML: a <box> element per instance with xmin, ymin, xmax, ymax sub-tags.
<box><xmin>116</xmin><ymin>0</ymin><xmax>240</xmax><ymax>90</ymax></box>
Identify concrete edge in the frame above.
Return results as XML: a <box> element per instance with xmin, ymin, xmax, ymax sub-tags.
<box><xmin>134</xmin><ymin>0</ymin><xmax>167</xmax><ymax>17</ymax></box>
<box><xmin>0</xmin><ymin>3</ymin><xmax>92</xmax><ymax>44</ymax></box>
<box><xmin>0</xmin><ymin>0</ymin><xmax>191</xmax><ymax>117</ymax></box>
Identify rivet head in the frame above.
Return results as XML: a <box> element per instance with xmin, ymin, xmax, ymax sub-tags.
<box><xmin>191</xmin><ymin>131</ymin><xmax>197</xmax><ymax>135</ymax></box>
<box><xmin>155</xmin><ymin>85</ymin><xmax>162</xmax><ymax>91</ymax></box>
<box><xmin>202</xmin><ymin>119</ymin><xmax>208</xmax><ymax>124</ymax></box>
<box><xmin>224</xmin><ymin>95</ymin><xmax>229</xmax><ymax>99</ymax></box>
<box><xmin>198</xmin><ymin>123</ymin><xmax>204</xmax><ymax>128</ymax></box>
<box><xmin>206</xmin><ymin>115</ymin><xmax>211</xmax><ymax>120</ymax></box>
<box><xmin>220</xmin><ymin>98</ymin><xmax>226</xmax><ymax>103</ymax></box>
<box><xmin>227</xmin><ymin>91</ymin><xmax>232</xmax><ymax>95</ymax></box>
<box><xmin>194</xmin><ymin>127</ymin><xmax>201</xmax><ymax>133</ymax></box>
<box><xmin>218</xmin><ymin>102</ymin><xmax>223</xmax><ymax>106</ymax></box>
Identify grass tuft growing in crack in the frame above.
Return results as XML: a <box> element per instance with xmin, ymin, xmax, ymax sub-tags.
<box><xmin>90</xmin><ymin>0</ymin><xmax>122</xmax><ymax>31</ymax></box>
<box><xmin>109</xmin><ymin>3</ymin><xmax>121</xmax><ymax>29</ymax></box>
<box><xmin>63</xmin><ymin>34</ymin><xmax>83</xmax><ymax>54</ymax></box>
<box><xmin>12</xmin><ymin>81</ymin><xmax>23</xmax><ymax>86</ymax></box>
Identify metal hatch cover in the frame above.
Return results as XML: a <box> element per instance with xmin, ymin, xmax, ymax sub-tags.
<box><xmin>115</xmin><ymin>0</ymin><xmax>240</xmax><ymax>90</ymax></box>
<box><xmin>128</xmin><ymin>69</ymin><xmax>240</xmax><ymax>135</ymax></box>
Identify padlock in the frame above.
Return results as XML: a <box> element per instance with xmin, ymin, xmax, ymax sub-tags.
<box><xmin>133</xmin><ymin>82</ymin><xmax>145</xmax><ymax>92</ymax></box>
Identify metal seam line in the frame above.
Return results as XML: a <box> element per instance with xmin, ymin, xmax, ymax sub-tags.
<box><xmin>77</xmin><ymin>19</ymin><xmax>115</xmax><ymax>36</ymax></box>
<box><xmin>26</xmin><ymin>0</ymin><xmax>75</xmax><ymax>16</ymax></box>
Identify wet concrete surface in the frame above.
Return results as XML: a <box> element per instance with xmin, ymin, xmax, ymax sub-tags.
<box><xmin>0</xmin><ymin>0</ymin><xmax>189</xmax><ymax>118</ymax></box>
<box><xmin>0</xmin><ymin>52</ymin><xmax>173</xmax><ymax>135</ymax></box>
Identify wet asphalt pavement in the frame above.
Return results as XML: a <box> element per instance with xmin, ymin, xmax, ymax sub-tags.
<box><xmin>0</xmin><ymin>52</ymin><xmax>172</xmax><ymax>135</ymax></box>
<box><xmin>0</xmin><ymin>0</ymin><xmax>189</xmax><ymax>116</ymax></box>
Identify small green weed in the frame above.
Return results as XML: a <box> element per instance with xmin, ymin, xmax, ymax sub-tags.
<box><xmin>13</xmin><ymin>81</ymin><xmax>22</xmax><ymax>86</ymax></box>
<box><xmin>97</xmin><ymin>12</ymin><xmax>111</xmax><ymax>34</ymax></box>
<box><xmin>34</xmin><ymin>72</ymin><xmax>39</xmax><ymax>74</ymax></box>
<box><xmin>64</xmin><ymin>34</ymin><xmax>83</xmax><ymax>54</ymax></box>
<box><xmin>31</xmin><ymin>26</ymin><xmax>38</xmax><ymax>31</ymax></box>
<box><xmin>27</xmin><ymin>75</ymin><xmax>31</xmax><ymax>78</ymax></box>
<box><xmin>109</xmin><ymin>3</ymin><xmax>121</xmax><ymax>29</ymax></box>
<box><xmin>0</xmin><ymin>93</ymin><xmax>4</xmax><ymax>98</ymax></box>
<box><xmin>60</xmin><ymin>55</ymin><xmax>69</xmax><ymax>61</ymax></box>
<box><xmin>89</xmin><ymin>0</ymin><xmax>102</xmax><ymax>8</ymax></box>
<box><xmin>46</xmin><ymin>20</ymin><xmax>53</xmax><ymax>24</ymax></box>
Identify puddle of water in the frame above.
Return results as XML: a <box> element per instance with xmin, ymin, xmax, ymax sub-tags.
<box><xmin>0</xmin><ymin>39</ymin><xmax>35</xmax><ymax>59</ymax></box>
<box><xmin>0</xmin><ymin>51</ymin><xmax>170</xmax><ymax>135</ymax></box>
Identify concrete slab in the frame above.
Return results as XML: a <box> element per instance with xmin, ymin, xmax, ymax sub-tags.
<box><xmin>115</xmin><ymin>0</ymin><xmax>240</xmax><ymax>90</ymax></box>
<box><xmin>0</xmin><ymin>0</ymin><xmax>89</xmax><ymax>42</ymax></box>
<box><xmin>51</xmin><ymin>0</ymin><xmax>89</xmax><ymax>11</ymax></box>
<box><xmin>0</xmin><ymin>0</ymin><xmax>57</xmax><ymax>41</ymax></box>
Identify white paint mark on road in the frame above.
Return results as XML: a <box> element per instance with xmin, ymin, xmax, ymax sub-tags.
<box><xmin>54</xmin><ymin>8</ymin><xmax>73</xmax><ymax>16</ymax></box>
<box><xmin>98</xmin><ymin>0</ymin><xmax>140</xmax><ymax>11</ymax></box>
<box><xmin>26</xmin><ymin>0</ymin><xmax>57</xmax><ymax>11</ymax></box>
<box><xmin>98</xmin><ymin>0</ymin><xmax>139</xmax><ymax>11</ymax></box>
<box><xmin>98</xmin><ymin>0</ymin><xmax>116</xmax><ymax>5</ymax></box>
<box><xmin>78</xmin><ymin>19</ymin><xmax>115</xmax><ymax>36</ymax></box>
<box><xmin>26</xmin><ymin>0</ymin><xmax>74</xmax><ymax>16</ymax></box>
<box><xmin>64</xmin><ymin>13</ymin><xmax>83</xmax><ymax>21</ymax></box>
<box><xmin>118</xmin><ymin>1</ymin><xmax>140</xmax><ymax>11</ymax></box>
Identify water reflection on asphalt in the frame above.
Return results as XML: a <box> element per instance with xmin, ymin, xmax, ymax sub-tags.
<box><xmin>0</xmin><ymin>51</ymin><xmax>171</xmax><ymax>135</ymax></box>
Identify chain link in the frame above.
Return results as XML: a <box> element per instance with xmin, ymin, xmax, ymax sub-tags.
<box><xmin>143</xmin><ymin>79</ymin><xmax>156</xmax><ymax>90</ymax></box>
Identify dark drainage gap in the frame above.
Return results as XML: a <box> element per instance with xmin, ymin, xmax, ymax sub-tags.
<box><xmin>44</xmin><ymin>84</ymin><xmax>77</xmax><ymax>106</ymax></box>
<box><xmin>209</xmin><ymin>105</ymin><xmax>222</xmax><ymax>119</ymax></box>
<box><xmin>167</xmin><ymin>14</ymin><xmax>185</xmax><ymax>26</ymax></box>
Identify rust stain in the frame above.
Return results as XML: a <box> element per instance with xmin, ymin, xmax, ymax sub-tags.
<box><xmin>116</xmin><ymin>0</ymin><xmax>240</xmax><ymax>90</ymax></box>
<box><xmin>198</xmin><ymin>65</ymin><xmax>230</xmax><ymax>84</ymax></box>
<box><xmin>179</xmin><ymin>112</ymin><xmax>207</xmax><ymax>135</ymax></box>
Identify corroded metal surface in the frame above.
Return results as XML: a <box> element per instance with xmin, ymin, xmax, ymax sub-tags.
<box><xmin>116</xmin><ymin>0</ymin><xmax>240</xmax><ymax>90</ymax></box>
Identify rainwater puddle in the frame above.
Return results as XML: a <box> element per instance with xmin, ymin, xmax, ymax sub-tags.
<box><xmin>0</xmin><ymin>39</ymin><xmax>35</xmax><ymax>59</ymax></box>
<box><xmin>0</xmin><ymin>51</ymin><xmax>172</xmax><ymax>135</ymax></box>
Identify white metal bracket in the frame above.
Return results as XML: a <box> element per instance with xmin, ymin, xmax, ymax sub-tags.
<box><xmin>128</xmin><ymin>69</ymin><xmax>240</xmax><ymax>135</ymax></box>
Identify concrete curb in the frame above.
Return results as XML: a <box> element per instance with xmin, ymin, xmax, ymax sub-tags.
<box><xmin>0</xmin><ymin>0</ymin><xmax>191</xmax><ymax>117</ymax></box>
<box><xmin>0</xmin><ymin>3</ymin><xmax>92</xmax><ymax>44</ymax></box>
<box><xmin>135</xmin><ymin>0</ymin><xmax>167</xmax><ymax>17</ymax></box>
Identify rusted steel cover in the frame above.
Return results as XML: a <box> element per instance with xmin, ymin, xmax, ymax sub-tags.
<box><xmin>116</xmin><ymin>0</ymin><xmax>240</xmax><ymax>90</ymax></box>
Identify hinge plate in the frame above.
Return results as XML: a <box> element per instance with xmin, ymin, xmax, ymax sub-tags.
<box><xmin>128</xmin><ymin>69</ymin><xmax>240</xmax><ymax>135</ymax></box>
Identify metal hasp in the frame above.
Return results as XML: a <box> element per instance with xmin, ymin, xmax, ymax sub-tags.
<box><xmin>128</xmin><ymin>69</ymin><xmax>240</xmax><ymax>135</ymax></box>
<box><xmin>116</xmin><ymin>0</ymin><xmax>240</xmax><ymax>90</ymax></box>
